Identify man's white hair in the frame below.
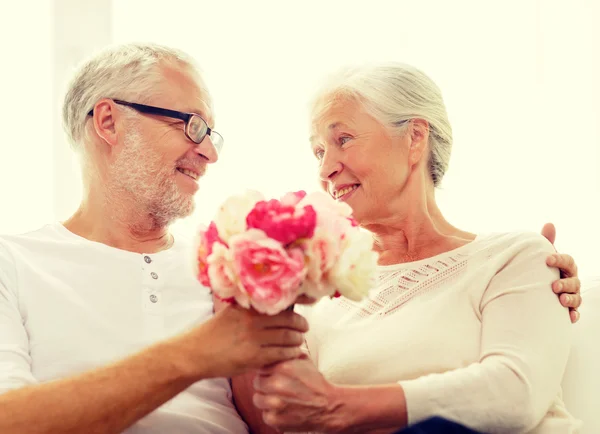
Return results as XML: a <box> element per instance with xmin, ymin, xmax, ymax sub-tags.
<box><xmin>311</xmin><ymin>63</ymin><xmax>453</xmax><ymax>187</ymax></box>
<box><xmin>62</xmin><ymin>42</ymin><xmax>211</xmax><ymax>151</ymax></box>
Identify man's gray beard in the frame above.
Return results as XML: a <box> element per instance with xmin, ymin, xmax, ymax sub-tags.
<box><xmin>105</xmin><ymin>130</ymin><xmax>195</xmax><ymax>228</ymax></box>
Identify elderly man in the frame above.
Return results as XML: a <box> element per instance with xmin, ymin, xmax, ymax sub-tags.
<box><xmin>0</xmin><ymin>43</ymin><xmax>308</xmax><ymax>434</ymax></box>
<box><xmin>0</xmin><ymin>43</ymin><xmax>581</xmax><ymax>434</ymax></box>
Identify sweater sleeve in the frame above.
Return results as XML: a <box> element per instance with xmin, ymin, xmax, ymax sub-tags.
<box><xmin>0</xmin><ymin>241</ymin><xmax>37</xmax><ymax>394</ymax></box>
<box><xmin>399</xmin><ymin>233</ymin><xmax>571</xmax><ymax>433</ymax></box>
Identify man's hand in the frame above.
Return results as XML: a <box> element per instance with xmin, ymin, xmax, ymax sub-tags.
<box><xmin>176</xmin><ymin>304</ymin><xmax>309</xmax><ymax>380</ymax></box>
<box><xmin>541</xmin><ymin>223</ymin><xmax>582</xmax><ymax>323</ymax></box>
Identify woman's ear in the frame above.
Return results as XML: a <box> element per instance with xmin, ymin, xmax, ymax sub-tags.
<box><xmin>408</xmin><ymin>119</ymin><xmax>430</xmax><ymax>166</ymax></box>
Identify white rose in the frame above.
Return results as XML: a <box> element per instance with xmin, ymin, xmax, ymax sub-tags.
<box><xmin>299</xmin><ymin>278</ymin><xmax>337</xmax><ymax>301</ymax></box>
<box><xmin>214</xmin><ymin>190</ymin><xmax>265</xmax><ymax>243</ymax></box>
<box><xmin>329</xmin><ymin>228</ymin><xmax>378</xmax><ymax>301</ymax></box>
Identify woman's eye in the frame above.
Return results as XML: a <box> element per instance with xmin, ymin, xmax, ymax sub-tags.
<box><xmin>339</xmin><ymin>136</ymin><xmax>351</xmax><ymax>145</ymax></box>
<box><xmin>314</xmin><ymin>149</ymin><xmax>325</xmax><ymax>160</ymax></box>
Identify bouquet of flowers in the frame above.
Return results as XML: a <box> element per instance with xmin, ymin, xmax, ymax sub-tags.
<box><xmin>194</xmin><ymin>190</ymin><xmax>378</xmax><ymax>315</ymax></box>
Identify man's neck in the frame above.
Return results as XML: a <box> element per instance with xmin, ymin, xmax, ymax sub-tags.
<box><xmin>63</xmin><ymin>199</ymin><xmax>174</xmax><ymax>254</ymax></box>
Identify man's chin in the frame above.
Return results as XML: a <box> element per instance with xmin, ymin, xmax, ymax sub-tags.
<box><xmin>180</xmin><ymin>200</ymin><xmax>196</xmax><ymax>218</ymax></box>
<box><xmin>169</xmin><ymin>197</ymin><xmax>195</xmax><ymax>220</ymax></box>
<box><xmin>151</xmin><ymin>194</ymin><xmax>196</xmax><ymax>226</ymax></box>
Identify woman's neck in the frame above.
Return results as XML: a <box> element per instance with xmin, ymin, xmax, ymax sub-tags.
<box><xmin>363</xmin><ymin>190</ymin><xmax>475</xmax><ymax>266</ymax></box>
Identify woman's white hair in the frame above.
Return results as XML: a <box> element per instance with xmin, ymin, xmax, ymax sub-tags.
<box><xmin>62</xmin><ymin>42</ymin><xmax>210</xmax><ymax>151</ymax></box>
<box><xmin>311</xmin><ymin>63</ymin><xmax>453</xmax><ymax>187</ymax></box>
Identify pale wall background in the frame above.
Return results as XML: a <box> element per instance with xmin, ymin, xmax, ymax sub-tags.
<box><xmin>1</xmin><ymin>0</ymin><xmax>598</xmax><ymax>276</ymax></box>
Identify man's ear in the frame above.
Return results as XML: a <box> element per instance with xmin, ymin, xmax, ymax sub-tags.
<box><xmin>408</xmin><ymin>119</ymin><xmax>430</xmax><ymax>166</ymax></box>
<box><xmin>90</xmin><ymin>99</ymin><xmax>119</xmax><ymax>148</ymax></box>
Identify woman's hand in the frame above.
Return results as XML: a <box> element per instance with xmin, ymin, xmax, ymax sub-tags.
<box><xmin>546</xmin><ymin>252</ymin><xmax>581</xmax><ymax>322</ymax></box>
<box><xmin>541</xmin><ymin>223</ymin><xmax>582</xmax><ymax>323</ymax></box>
<box><xmin>252</xmin><ymin>354</ymin><xmax>342</xmax><ymax>433</ymax></box>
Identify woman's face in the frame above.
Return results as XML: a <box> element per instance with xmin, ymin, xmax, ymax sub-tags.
<box><xmin>310</xmin><ymin>97</ymin><xmax>424</xmax><ymax>224</ymax></box>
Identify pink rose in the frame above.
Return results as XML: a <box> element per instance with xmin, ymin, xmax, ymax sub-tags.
<box><xmin>299</xmin><ymin>209</ymin><xmax>359</xmax><ymax>298</ymax></box>
<box><xmin>196</xmin><ymin>221</ymin><xmax>225</xmax><ymax>288</ymax></box>
<box><xmin>207</xmin><ymin>243</ymin><xmax>248</xmax><ymax>306</ymax></box>
<box><xmin>296</xmin><ymin>196</ymin><xmax>357</xmax><ymax>298</ymax></box>
<box><xmin>246</xmin><ymin>199</ymin><xmax>317</xmax><ymax>246</ymax></box>
<box><xmin>300</xmin><ymin>228</ymin><xmax>340</xmax><ymax>298</ymax></box>
<box><xmin>230</xmin><ymin>229</ymin><xmax>306</xmax><ymax>315</ymax></box>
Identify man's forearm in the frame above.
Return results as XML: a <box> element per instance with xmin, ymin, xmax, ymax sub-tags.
<box><xmin>0</xmin><ymin>337</ymin><xmax>201</xmax><ymax>434</ymax></box>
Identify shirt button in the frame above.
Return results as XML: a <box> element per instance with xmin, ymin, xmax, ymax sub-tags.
<box><xmin>149</xmin><ymin>294</ymin><xmax>158</xmax><ymax>303</ymax></box>
<box><xmin>151</xmin><ymin>272</ymin><xmax>158</xmax><ymax>280</ymax></box>
<box><xmin>144</xmin><ymin>256</ymin><xmax>152</xmax><ymax>264</ymax></box>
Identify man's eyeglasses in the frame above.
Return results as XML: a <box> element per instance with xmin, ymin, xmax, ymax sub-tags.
<box><xmin>88</xmin><ymin>99</ymin><xmax>224</xmax><ymax>154</ymax></box>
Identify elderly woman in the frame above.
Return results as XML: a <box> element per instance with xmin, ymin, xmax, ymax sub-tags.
<box><xmin>234</xmin><ymin>64</ymin><xmax>582</xmax><ymax>433</ymax></box>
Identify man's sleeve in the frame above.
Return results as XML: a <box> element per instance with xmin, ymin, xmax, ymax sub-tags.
<box><xmin>0</xmin><ymin>241</ymin><xmax>37</xmax><ymax>394</ymax></box>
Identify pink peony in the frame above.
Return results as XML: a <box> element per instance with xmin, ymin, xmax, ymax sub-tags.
<box><xmin>229</xmin><ymin>229</ymin><xmax>306</xmax><ymax>315</ymax></box>
<box><xmin>246</xmin><ymin>199</ymin><xmax>317</xmax><ymax>246</ymax></box>
<box><xmin>196</xmin><ymin>221</ymin><xmax>225</xmax><ymax>288</ymax></box>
